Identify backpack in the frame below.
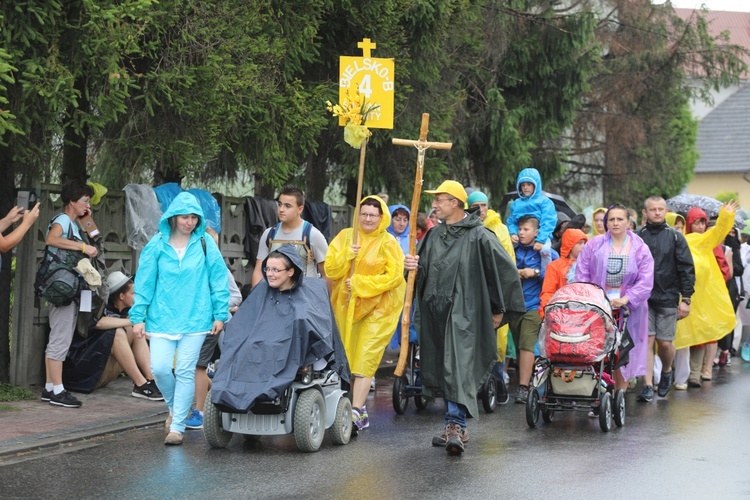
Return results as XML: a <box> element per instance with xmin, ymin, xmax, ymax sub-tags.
<box><xmin>265</xmin><ymin>221</ymin><xmax>317</xmax><ymax>274</ymax></box>
<box><xmin>34</xmin><ymin>215</ymin><xmax>85</xmax><ymax>307</ymax></box>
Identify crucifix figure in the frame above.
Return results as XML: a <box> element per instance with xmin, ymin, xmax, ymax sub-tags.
<box><xmin>391</xmin><ymin>113</ymin><xmax>452</xmax><ymax>376</ymax></box>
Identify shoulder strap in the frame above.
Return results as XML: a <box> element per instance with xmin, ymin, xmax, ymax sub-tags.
<box><xmin>302</xmin><ymin>221</ymin><xmax>314</xmax><ymax>266</ymax></box>
<box><xmin>265</xmin><ymin>223</ymin><xmax>281</xmax><ymax>250</ymax></box>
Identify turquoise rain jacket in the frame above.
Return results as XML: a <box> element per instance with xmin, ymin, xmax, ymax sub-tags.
<box><xmin>506</xmin><ymin>167</ymin><xmax>557</xmax><ymax>245</ymax></box>
<box><xmin>130</xmin><ymin>192</ymin><xmax>229</xmax><ymax>335</ymax></box>
<box><xmin>386</xmin><ymin>204</ymin><xmax>410</xmax><ymax>255</ymax></box>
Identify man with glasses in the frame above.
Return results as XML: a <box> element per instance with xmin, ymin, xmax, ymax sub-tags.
<box><xmin>41</xmin><ymin>179</ymin><xmax>98</xmax><ymax>408</ymax></box>
<box><xmin>251</xmin><ymin>186</ymin><xmax>328</xmax><ymax>287</ymax></box>
<box><xmin>404</xmin><ymin>180</ymin><xmax>525</xmax><ymax>455</ymax></box>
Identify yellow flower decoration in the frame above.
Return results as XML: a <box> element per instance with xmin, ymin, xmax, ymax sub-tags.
<box><xmin>326</xmin><ymin>90</ymin><xmax>380</xmax><ymax>149</ymax></box>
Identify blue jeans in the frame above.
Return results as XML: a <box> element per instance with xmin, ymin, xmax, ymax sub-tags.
<box><xmin>443</xmin><ymin>400</ymin><xmax>467</xmax><ymax>429</ymax></box>
<box><xmin>150</xmin><ymin>334</ymin><xmax>206</xmax><ymax>433</ymax></box>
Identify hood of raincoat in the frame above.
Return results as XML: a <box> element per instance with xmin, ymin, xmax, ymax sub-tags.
<box><xmin>211</xmin><ymin>253</ymin><xmax>350</xmax><ymax>412</ymax></box>
<box><xmin>387</xmin><ymin>204</ymin><xmax>410</xmax><ymax>236</ymax></box>
<box><xmin>262</xmin><ymin>243</ymin><xmax>304</xmax><ymax>290</ymax></box>
<box><xmin>516</xmin><ymin>167</ymin><xmax>543</xmax><ymax>200</ymax></box>
<box><xmin>686</xmin><ymin>207</ymin><xmax>708</xmax><ymax>234</ymax></box>
<box><xmin>357</xmin><ymin>195</ymin><xmax>391</xmax><ymax>236</ymax></box>
<box><xmin>158</xmin><ymin>191</ymin><xmax>206</xmax><ymax>238</ymax></box>
<box><xmin>665</xmin><ymin>212</ymin><xmax>686</xmax><ymax>229</ymax></box>
<box><xmin>560</xmin><ymin>228</ymin><xmax>588</xmax><ymax>259</ymax></box>
<box><xmin>591</xmin><ymin>207</ymin><xmax>607</xmax><ymax>235</ymax></box>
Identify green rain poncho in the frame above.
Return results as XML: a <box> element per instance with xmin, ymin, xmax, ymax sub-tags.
<box><xmin>414</xmin><ymin>211</ymin><xmax>525</xmax><ymax>418</ymax></box>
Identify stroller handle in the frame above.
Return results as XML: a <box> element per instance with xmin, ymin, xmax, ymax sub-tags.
<box><xmin>619</xmin><ymin>305</ymin><xmax>630</xmax><ymax>318</ymax></box>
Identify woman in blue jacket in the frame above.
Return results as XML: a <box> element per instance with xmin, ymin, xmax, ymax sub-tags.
<box><xmin>131</xmin><ymin>192</ymin><xmax>229</xmax><ymax>446</ymax></box>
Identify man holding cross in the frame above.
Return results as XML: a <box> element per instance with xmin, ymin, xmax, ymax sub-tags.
<box><xmin>404</xmin><ymin>180</ymin><xmax>525</xmax><ymax>455</ymax></box>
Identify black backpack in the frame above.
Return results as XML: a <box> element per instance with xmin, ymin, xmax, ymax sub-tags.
<box><xmin>34</xmin><ymin>215</ymin><xmax>85</xmax><ymax>307</ymax></box>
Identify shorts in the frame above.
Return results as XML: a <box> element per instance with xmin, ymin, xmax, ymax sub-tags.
<box><xmin>197</xmin><ymin>333</ymin><xmax>220</xmax><ymax>367</ymax></box>
<box><xmin>506</xmin><ymin>310</ymin><xmax>540</xmax><ymax>353</ymax></box>
<box><xmin>46</xmin><ymin>302</ymin><xmax>78</xmax><ymax>361</ymax></box>
<box><xmin>648</xmin><ymin>306</ymin><xmax>677</xmax><ymax>342</ymax></box>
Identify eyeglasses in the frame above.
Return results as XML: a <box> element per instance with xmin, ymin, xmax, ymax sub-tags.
<box><xmin>264</xmin><ymin>267</ymin><xmax>290</xmax><ymax>274</ymax></box>
<box><xmin>359</xmin><ymin>213</ymin><xmax>381</xmax><ymax>219</ymax></box>
<box><xmin>79</xmin><ymin>197</ymin><xmax>91</xmax><ymax>204</ymax></box>
<box><xmin>434</xmin><ymin>197</ymin><xmax>454</xmax><ymax>204</ymax></box>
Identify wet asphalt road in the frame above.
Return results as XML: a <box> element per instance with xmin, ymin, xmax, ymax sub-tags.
<box><xmin>3</xmin><ymin>363</ymin><xmax>750</xmax><ymax>499</ymax></box>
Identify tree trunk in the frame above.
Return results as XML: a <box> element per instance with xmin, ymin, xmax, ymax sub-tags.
<box><xmin>61</xmin><ymin>78</ymin><xmax>90</xmax><ymax>183</ymax></box>
<box><xmin>304</xmin><ymin>151</ymin><xmax>329</xmax><ymax>202</ymax></box>
<box><xmin>253</xmin><ymin>173</ymin><xmax>276</xmax><ymax>199</ymax></box>
<box><xmin>0</xmin><ymin>140</ymin><xmax>15</xmax><ymax>382</ymax></box>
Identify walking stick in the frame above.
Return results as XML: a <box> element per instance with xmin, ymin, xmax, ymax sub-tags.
<box><xmin>391</xmin><ymin>114</ymin><xmax>452</xmax><ymax>376</ymax></box>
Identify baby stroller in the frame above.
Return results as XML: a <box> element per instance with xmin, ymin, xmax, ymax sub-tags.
<box><xmin>392</xmin><ymin>343</ymin><xmax>500</xmax><ymax>415</ymax></box>
<box><xmin>526</xmin><ymin>282</ymin><xmax>629</xmax><ymax>432</ymax></box>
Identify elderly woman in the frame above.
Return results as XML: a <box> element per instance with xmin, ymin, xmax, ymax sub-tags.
<box><xmin>326</xmin><ymin>195</ymin><xmax>405</xmax><ymax>431</ymax></box>
<box><xmin>575</xmin><ymin>203</ymin><xmax>654</xmax><ymax>393</ymax></box>
<box><xmin>131</xmin><ymin>192</ymin><xmax>229</xmax><ymax>446</ymax></box>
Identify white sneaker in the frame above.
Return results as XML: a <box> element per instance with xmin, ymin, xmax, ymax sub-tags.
<box><xmin>674</xmin><ymin>383</ymin><xmax>688</xmax><ymax>391</ymax></box>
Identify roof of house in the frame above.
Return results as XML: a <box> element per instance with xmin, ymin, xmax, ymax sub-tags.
<box><xmin>673</xmin><ymin>8</ymin><xmax>750</xmax><ymax>75</ymax></box>
<box><xmin>694</xmin><ymin>83</ymin><xmax>750</xmax><ymax>173</ymax></box>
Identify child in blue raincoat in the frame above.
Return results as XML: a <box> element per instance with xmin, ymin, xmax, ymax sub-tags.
<box><xmin>506</xmin><ymin>167</ymin><xmax>557</xmax><ymax>252</ymax></box>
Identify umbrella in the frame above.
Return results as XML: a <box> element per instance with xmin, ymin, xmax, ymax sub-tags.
<box><xmin>666</xmin><ymin>194</ymin><xmax>745</xmax><ymax>229</ymax></box>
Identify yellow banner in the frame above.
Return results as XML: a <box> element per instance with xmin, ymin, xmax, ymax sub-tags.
<box><xmin>339</xmin><ymin>56</ymin><xmax>395</xmax><ymax>130</ymax></box>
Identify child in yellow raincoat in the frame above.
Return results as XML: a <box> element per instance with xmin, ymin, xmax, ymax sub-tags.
<box><xmin>325</xmin><ymin>195</ymin><xmax>406</xmax><ymax>431</ymax></box>
<box><xmin>674</xmin><ymin>202</ymin><xmax>738</xmax><ymax>389</ymax></box>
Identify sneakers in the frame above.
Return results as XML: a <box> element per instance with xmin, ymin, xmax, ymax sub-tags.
<box><xmin>657</xmin><ymin>371</ymin><xmax>672</xmax><ymax>398</ymax></box>
<box><xmin>164</xmin><ymin>431</ymin><xmax>183</xmax><ymax>445</ymax></box>
<box><xmin>515</xmin><ymin>385</ymin><xmax>529</xmax><ymax>404</ymax></box>
<box><xmin>49</xmin><ymin>390</ymin><xmax>82</xmax><ymax>408</ymax></box>
<box><xmin>674</xmin><ymin>383</ymin><xmax>688</xmax><ymax>391</ymax></box>
<box><xmin>185</xmin><ymin>409</ymin><xmax>204</xmax><ymax>429</ymax></box>
<box><xmin>352</xmin><ymin>408</ymin><xmax>363</xmax><ymax>431</ymax></box>
<box><xmin>131</xmin><ymin>380</ymin><xmax>164</xmax><ymax>401</ymax></box>
<box><xmin>742</xmin><ymin>343</ymin><xmax>750</xmax><ymax>362</ymax></box>
<box><xmin>637</xmin><ymin>385</ymin><xmax>654</xmax><ymax>402</ymax></box>
<box><xmin>359</xmin><ymin>405</ymin><xmax>370</xmax><ymax>429</ymax></box>
<box><xmin>41</xmin><ymin>389</ymin><xmax>53</xmax><ymax>402</ymax></box>
<box><xmin>444</xmin><ymin>422</ymin><xmax>465</xmax><ymax>455</ymax></box>
<box><xmin>432</xmin><ymin>426</ymin><xmax>469</xmax><ymax>446</ymax></box>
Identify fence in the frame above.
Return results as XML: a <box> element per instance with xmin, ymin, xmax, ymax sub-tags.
<box><xmin>10</xmin><ymin>185</ymin><xmax>353</xmax><ymax>387</ymax></box>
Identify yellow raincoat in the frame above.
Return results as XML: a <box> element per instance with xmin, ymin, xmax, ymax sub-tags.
<box><xmin>675</xmin><ymin>207</ymin><xmax>737</xmax><ymax>349</ymax></box>
<box><xmin>325</xmin><ymin>195</ymin><xmax>406</xmax><ymax>377</ymax></box>
<box><xmin>484</xmin><ymin>209</ymin><xmax>515</xmax><ymax>360</ymax></box>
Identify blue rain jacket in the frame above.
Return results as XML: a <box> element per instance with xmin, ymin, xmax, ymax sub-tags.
<box><xmin>386</xmin><ymin>204</ymin><xmax>411</xmax><ymax>255</ymax></box>
<box><xmin>506</xmin><ymin>167</ymin><xmax>557</xmax><ymax>244</ymax></box>
<box><xmin>130</xmin><ymin>192</ymin><xmax>229</xmax><ymax>335</ymax></box>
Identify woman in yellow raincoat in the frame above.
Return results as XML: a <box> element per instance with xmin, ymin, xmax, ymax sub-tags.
<box><xmin>325</xmin><ymin>195</ymin><xmax>405</xmax><ymax>430</ymax></box>
<box><xmin>674</xmin><ymin>201</ymin><xmax>738</xmax><ymax>389</ymax></box>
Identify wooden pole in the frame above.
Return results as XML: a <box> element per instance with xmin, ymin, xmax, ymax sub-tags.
<box><xmin>348</xmin><ymin>138</ymin><xmax>368</xmax><ymax>285</ymax></box>
<box><xmin>391</xmin><ymin>114</ymin><xmax>452</xmax><ymax>376</ymax></box>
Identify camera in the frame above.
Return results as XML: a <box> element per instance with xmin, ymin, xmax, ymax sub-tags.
<box><xmin>16</xmin><ymin>189</ymin><xmax>39</xmax><ymax>212</ymax></box>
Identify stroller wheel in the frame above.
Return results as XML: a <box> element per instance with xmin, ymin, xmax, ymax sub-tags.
<box><xmin>414</xmin><ymin>395</ymin><xmax>430</xmax><ymax>410</ymax></box>
<box><xmin>541</xmin><ymin>404</ymin><xmax>554</xmax><ymax>424</ymax></box>
<box><xmin>613</xmin><ymin>389</ymin><xmax>626</xmax><ymax>427</ymax></box>
<box><xmin>525</xmin><ymin>386</ymin><xmax>540</xmax><ymax>428</ymax></box>
<box><xmin>481</xmin><ymin>377</ymin><xmax>497</xmax><ymax>413</ymax></box>
<box><xmin>599</xmin><ymin>392</ymin><xmax>613</xmax><ymax>432</ymax></box>
<box><xmin>392</xmin><ymin>376</ymin><xmax>409</xmax><ymax>414</ymax></box>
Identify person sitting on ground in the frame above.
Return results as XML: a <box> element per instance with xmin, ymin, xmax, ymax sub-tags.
<box><xmin>506</xmin><ymin>168</ymin><xmax>557</xmax><ymax>251</ymax></box>
<box><xmin>63</xmin><ymin>271</ymin><xmax>163</xmax><ymax>400</ymax></box>
<box><xmin>210</xmin><ymin>245</ymin><xmax>349</xmax><ymax>413</ymax></box>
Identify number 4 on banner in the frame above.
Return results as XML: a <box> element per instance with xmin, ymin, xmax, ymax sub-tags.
<box><xmin>359</xmin><ymin>74</ymin><xmax>372</xmax><ymax>99</ymax></box>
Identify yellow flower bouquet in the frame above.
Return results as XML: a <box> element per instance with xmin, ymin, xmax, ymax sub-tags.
<box><xmin>326</xmin><ymin>90</ymin><xmax>380</xmax><ymax>149</ymax></box>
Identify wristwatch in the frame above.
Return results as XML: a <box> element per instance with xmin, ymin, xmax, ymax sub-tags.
<box><xmin>681</xmin><ymin>297</ymin><xmax>691</xmax><ymax>305</ymax></box>
<box><xmin>534</xmin><ymin>268</ymin><xmax>540</xmax><ymax>277</ymax></box>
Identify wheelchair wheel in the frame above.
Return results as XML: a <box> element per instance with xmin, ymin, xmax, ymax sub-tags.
<box><xmin>294</xmin><ymin>389</ymin><xmax>326</xmax><ymax>452</ymax></box>
<box><xmin>330</xmin><ymin>396</ymin><xmax>352</xmax><ymax>445</ymax></box>
<box><xmin>203</xmin><ymin>390</ymin><xmax>233</xmax><ymax>448</ymax></box>
<box><xmin>392</xmin><ymin>376</ymin><xmax>409</xmax><ymax>414</ymax></box>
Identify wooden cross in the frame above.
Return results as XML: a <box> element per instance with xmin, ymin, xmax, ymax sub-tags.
<box><xmin>391</xmin><ymin>113</ymin><xmax>452</xmax><ymax>376</ymax></box>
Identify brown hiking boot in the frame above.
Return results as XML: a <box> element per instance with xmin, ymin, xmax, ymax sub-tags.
<box><xmin>444</xmin><ymin>423</ymin><xmax>465</xmax><ymax>455</ymax></box>
<box><xmin>432</xmin><ymin>425</ymin><xmax>469</xmax><ymax>446</ymax></box>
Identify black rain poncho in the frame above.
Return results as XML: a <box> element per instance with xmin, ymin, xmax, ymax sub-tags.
<box><xmin>415</xmin><ymin>211</ymin><xmax>526</xmax><ymax>418</ymax></box>
<box><xmin>210</xmin><ymin>245</ymin><xmax>349</xmax><ymax>412</ymax></box>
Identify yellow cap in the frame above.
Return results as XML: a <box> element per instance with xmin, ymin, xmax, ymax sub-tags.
<box><xmin>424</xmin><ymin>180</ymin><xmax>467</xmax><ymax>204</ymax></box>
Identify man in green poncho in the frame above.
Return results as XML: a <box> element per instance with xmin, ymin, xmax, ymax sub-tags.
<box><xmin>404</xmin><ymin>180</ymin><xmax>525</xmax><ymax>456</ymax></box>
